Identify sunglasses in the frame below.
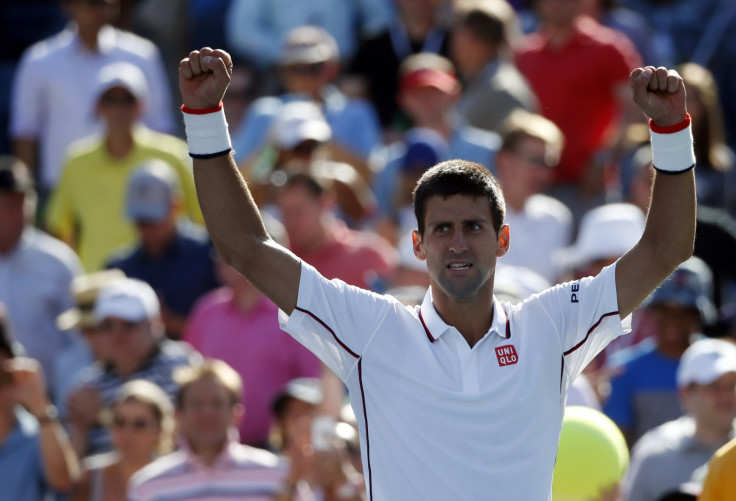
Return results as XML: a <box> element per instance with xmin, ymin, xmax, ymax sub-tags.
<box><xmin>282</xmin><ymin>63</ymin><xmax>325</xmax><ymax>76</ymax></box>
<box><xmin>98</xmin><ymin>319</ymin><xmax>143</xmax><ymax>332</ymax></box>
<box><xmin>99</xmin><ymin>93</ymin><xmax>137</xmax><ymax>106</ymax></box>
<box><xmin>112</xmin><ymin>415</ymin><xmax>155</xmax><ymax>431</ymax></box>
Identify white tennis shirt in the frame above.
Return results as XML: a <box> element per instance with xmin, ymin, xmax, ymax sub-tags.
<box><xmin>280</xmin><ymin>261</ymin><xmax>631</xmax><ymax>500</ymax></box>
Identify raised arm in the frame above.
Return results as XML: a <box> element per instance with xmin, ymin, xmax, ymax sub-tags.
<box><xmin>179</xmin><ymin>48</ymin><xmax>301</xmax><ymax>313</ymax></box>
<box><xmin>616</xmin><ymin>66</ymin><xmax>696</xmax><ymax>318</ymax></box>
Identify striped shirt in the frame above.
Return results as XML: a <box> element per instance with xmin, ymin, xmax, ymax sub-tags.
<box><xmin>75</xmin><ymin>339</ymin><xmax>200</xmax><ymax>455</ymax></box>
<box><xmin>129</xmin><ymin>441</ymin><xmax>303</xmax><ymax>501</ymax></box>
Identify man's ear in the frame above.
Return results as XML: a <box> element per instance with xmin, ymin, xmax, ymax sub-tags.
<box><xmin>412</xmin><ymin>230</ymin><xmax>425</xmax><ymax>260</ymax></box>
<box><xmin>497</xmin><ymin>224</ymin><xmax>510</xmax><ymax>257</ymax></box>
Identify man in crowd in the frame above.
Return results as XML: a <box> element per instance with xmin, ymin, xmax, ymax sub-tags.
<box><xmin>107</xmin><ymin>160</ymin><xmax>219</xmax><ymax>339</ymax></box>
<box><xmin>0</xmin><ymin>156</ymin><xmax>82</xmax><ymax>378</ymax></box>
<box><xmin>621</xmin><ymin>338</ymin><xmax>736</xmax><ymax>501</ymax></box>
<box><xmin>66</xmin><ymin>277</ymin><xmax>200</xmax><ymax>457</ymax></box>
<box><xmin>10</xmin><ymin>0</ymin><xmax>173</xmax><ymax>200</ymax></box>
<box><xmin>0</xmin><ymin>309</ymin><xmax>79</xmax><ymax>498</ymax></box>
<box><xmin>129</xmin><ymin>359</ymin><xmax>308</xmax><ymax>500</ymax></box>
<box><xmin>604</xmin><ymin>257</ymin><xmax>716</xmax><ymax>445</ymax></box>
<box><xmin>46</xmin><ymin>62</ymin><xmax>201</xmax><ymax>272</ymax></box>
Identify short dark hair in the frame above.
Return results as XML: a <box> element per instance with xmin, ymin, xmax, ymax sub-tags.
<box><xmin>412</xmin><ymin>159</ymin><xmax>505</xmax><ymax>235</ymax></box>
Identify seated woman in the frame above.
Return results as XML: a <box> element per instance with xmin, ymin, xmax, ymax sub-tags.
<box><xmin>71</xmin><ymin>380</ymin><xmax>174</xmax><ymax>501</ymax></box>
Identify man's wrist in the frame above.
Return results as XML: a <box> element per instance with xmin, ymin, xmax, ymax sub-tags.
<box><xmin>31</xmin><ymin>403</ymin><xmax>59</xmax><ymax>426</ymax></box>
<box><xmin>181</xmin><ymin>102</ymin><xmax>232</xmax><ymax>159</ymax></box>
<box><xmin>649</xmin><ymin>114</ymin><xmax>695</xmax><ymax>174</ymax></box>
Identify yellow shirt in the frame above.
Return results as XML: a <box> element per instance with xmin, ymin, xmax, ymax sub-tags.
<box><xmin>699</xmin><ymin>437</ymin><xmax>736</xmax><ymax>501</ymax></box>
<box><xmin>46</xmin><ymin>126</ymin><xmax>203</xmax><ymax>272</ymax></box>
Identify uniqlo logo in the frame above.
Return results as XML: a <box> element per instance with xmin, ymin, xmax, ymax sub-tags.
<box><xmin>495</xmin><ymin>345</ymin><xmax>518</xmax><ymax>366</ymax></box>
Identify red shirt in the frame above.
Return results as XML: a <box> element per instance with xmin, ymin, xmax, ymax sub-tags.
<box><xmin>515</xmin><ymin>17</ymin><xmax>641</xmax><ymax>183</ymax></box>
<box><xmin>293</xmin><ymin>223</ymin><xmax>397</xmax><ymax>290</ymax></box>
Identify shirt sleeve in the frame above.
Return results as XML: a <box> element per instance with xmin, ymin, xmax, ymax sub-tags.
<box><xmin>279</xmin><ymin>261</ymin><xmax>394</xmax><ymax>380</ymax></box>
<box><xmin>9</xmin><ymin>49</ymin><xmax>44</xmax><ymax>138</ymax></box>
<box><xmin>531</xmin><ymin>262</ymin><xmax>631</xmax><ymax>384</ymax></box>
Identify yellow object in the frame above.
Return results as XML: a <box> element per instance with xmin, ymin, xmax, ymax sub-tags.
<box><xmin>46</xmin><ymin>126</ymin><xmax>203</xmax><ymax>272</ymax></box>
<box><xmin>553</xmin><ymin>406</ymin><xmax>629</xmax><ymax>501</ymax></box>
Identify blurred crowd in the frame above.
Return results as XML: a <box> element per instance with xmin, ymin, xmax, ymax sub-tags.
<box><xmin>1</xmin><ymin>0</ymin><xmax>736</xmax><ymax>499</ymax></box>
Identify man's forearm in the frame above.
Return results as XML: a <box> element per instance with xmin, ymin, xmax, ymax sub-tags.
<box><xmin>38</xmin><ymin>418</ymin><xmax>80</xmax><ymax>491</ymax></box>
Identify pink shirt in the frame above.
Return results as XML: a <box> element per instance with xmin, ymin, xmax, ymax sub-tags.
<box><xmin>185</xmin><ymin>289</ymin><xmax>320</xmax><ymax>445</ymax></box>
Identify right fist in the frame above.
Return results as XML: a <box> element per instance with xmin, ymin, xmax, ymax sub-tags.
<box><xmin>179</xmin><ymin>47</ymin><xmax>233</xmax><ymax>110</ymax></box>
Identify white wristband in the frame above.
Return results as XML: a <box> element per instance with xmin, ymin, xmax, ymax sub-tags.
<box><xmin>181</xmin><ymin>104</ymin><xmax>232</xmax><ymax>158</ymax></box>
<box><xmin>650</xmin><ymin>119</ymin><xmax>695</xmax><ymax>173</ymax></box>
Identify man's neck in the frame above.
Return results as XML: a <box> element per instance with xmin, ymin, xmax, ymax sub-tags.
<box><xmin>694</xmin><ymin>421</ymin><xmax>732</xmax><ymax>447</ymax></box>
<box><xmin>191</xmin><ymin>440</ymin><xmax>227</xmax><ymax>466</ymax></box>
<box><xmin>77</xmin><ymin>26</ymin><xmax>102</xmax><ymax>51</ymax></box>
<box><xmin>542</xmin><ymin>21</ymin><xmax>577</xmax><ymax>49</ymax></box>
<box><xmin>0</xmin><ymin>232</ymin><xmax>23</xmax><ymax>256</ymax></box>
<box><xmin>296</xmin><ymin>218</ymin><xmax>334</xmax><ymax>255</ymax></box>
<box><xmin>105</xmin><ymin>131</ymin><xmax>134</xmax><ymax>159</ymax></box>
<box><xmin>143</xmin><ymin>226</ymin><xmax>177</xmax><ymax>259</ymax></box>
<box><xmin>233</xmin><ymin>285</ymin><xmax>262</xmax><ymax>312</ymax></box>
<box><xmin>402</xmin><ymin>12</ymin><xmax>434</xmax><ymax>40</ymax></box>
<box><xmin>431</xmin><ymin>286</ymin><xmax>495</xmax><ymax>348</ymax></box>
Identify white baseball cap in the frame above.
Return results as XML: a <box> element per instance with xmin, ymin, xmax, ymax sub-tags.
<box><xmin>271</xmin><ymin>101</ymin><xmax>331</xmax><ymax>150</ymax></box>
<box><xmin>676</xmin><ymin>338</ymin><xmax>736</xmax><ymax>388</ymax></box>
<box><xmin>95</xmin><ymin>61</ymin><xmax>149</xmax><ymax>104</ymax></box>
<box><xmin>93</xmin><ymin>278</ymin><xmax>160</xmax><ymax>323</ymax></box>
<box><xmin>555</xmin><ymin>203</ymin><xmax>645</xmax><ymax>271</ymax></box>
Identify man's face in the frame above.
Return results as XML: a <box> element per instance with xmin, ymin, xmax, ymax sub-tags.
<box><xmin>276</xmin><ymin>184</ymin><xmax>325</xmax><ymax>251</ymax></box>
<box><xmin>683</xmin><ymin>372</ymin><xmax>736</xmax><ymax>433</ymax></box>
<box><xmin>0</xmin><ymin>191</ymin><xmax>27</xmax><ymax>249</ymax></box>
<box><xmin>401</xmin><ymin>85</ymin><xmax>455</xmax><ymax>124</ymax></box>
<box><xmin>97</xmin><ymin>87</ymin><xmax>141</xmax><ymax>131</ymax></box>
<box><xmin>650</xmin><ymin>303</ymin><xmax>702</xmax><ymax>350</ymax></box>
<box><xmin>97</xmin><ymin>316</ymin><xmax>154</xmax><ymax>370</ymax></box>
<box><xmin>413</xmin><ymin>194</ymin><xmax>508</xmax><ymax>301</ymax></box>
<box><xmin>497</xmin><ymin>137</ymin><xmax>554</xmax><ymax>203</ymax></box>
<box><xmin>68</xmin><ymin>0</ymin><xmax>119</xmax><ymax>33</ymax></box>
<box><xmin>178</xmin><ymin>376</ymin><xmax>238</xmax><ymax>452</ymax></box>
<box><xmin>279</xmin><ymin>63</ymin><xmax>329</xmax><ymax>95</ymax></box>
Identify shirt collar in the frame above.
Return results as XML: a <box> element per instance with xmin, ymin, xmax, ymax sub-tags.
<box><xmin>418</xmin><ymin>286</ymin><xmax>509</xmax><ymax>343</ymax></box>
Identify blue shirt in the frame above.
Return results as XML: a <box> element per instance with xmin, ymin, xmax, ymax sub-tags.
<box><xmin>232</xmin><ymin>86</ymin><xmax>383</xmax><ymax>163</ymax></box>
<box><xmin>604</xmin><ymin>340</ymin><xmax>683</xmax><ymax>443</ymax></box>
<box><xmin>106</xmin><ymin>223</ymin><xmax>219</xmax><ymax>317</ymax></box>
<box><xmin>0</xmin><ymin>407</ymin><xmax>52</xmax><ymax>500</ymax></box>
<box><xmin>372</xmin><ymin>126</ymin><xmax>501</xmax><ymax>217</ymax></box>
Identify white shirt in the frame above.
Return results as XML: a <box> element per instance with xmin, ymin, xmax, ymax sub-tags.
<box><xmin>280</xmin><ymin>260</ymin><xmax>630</xmax><ymax>500</ymax></box>
<box><xmin>10</xmin><ymin>24</ymin><xmax>174</xmax><ymax>189</ymax></box>
<box><xmin>0</xmin><ymin>227</ymin><xmax>82</xmax><ymax>376</ymax></box>
<box><xmin>502</xmin><ymin>194</ymin><xmax>573</xmax><ymax>283</ymax></box>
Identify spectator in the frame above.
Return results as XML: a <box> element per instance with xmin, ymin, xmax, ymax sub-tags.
<box><xmin>555</xmin><ymin>202</ymin><xmax>645</xmax><ymax>283</ymax></box>
<box><xmin>371</xmin><ymin>52</ymin><xmax>502</xmax><ymax>225</ymax></box>
<box><xmin>0</xmin><ymin>309</ymin><xmax>80</xmax><ymax>498</ymax></box>
<box><xmin>621</xmin><ymin>338</ymin><xmax>736</xmax><ymax>501</ymax></box>
<box><xmin>129</xmin><ymin>359</ymin><xmax>309</xmax><ymax>500</ymax></box>
<box><xmin>494</xmin><ymin>110</ymin><xmax>570</xmax><ymax>283</ymax></box>
<box><xmin>225</xmin><ymin>0</ymin><xmax>392</xmax><ymax>70</ymax></box>
<box><xmin>245</xmin><ymin>101</ymin><xmax>377</xmax><ymax>226</ymax></box>
<box><xmin>9</xmin><ymin>0</ymin><xmax>173</xmax><ymax>200</ymax></box>
<box><xmin>106</xmin><ymin>160</ymin><xmax>219</xmax><ymax>340</ymax></box>
<box><xmin>515</xmin><ymin>0</ymin><xmax>641</xmax><ymax>215</ymax></box>
<box><xmin>231</xmin><ymin>26</ymin><xmax>383</xmax><ymax>182</ymax></box>
<box><xmin>604</xmin><ymin>257</ymin><xmax>716</xmax><ymax>445</ymax></box>
<box><xmin>45</xmin><ymin>62</ymin><xmax>202</xmax><ymax>272</ymax></box>
<box><xmin>677</xmin><ymin>62</ymin><xmax>736</xmax><ymax>217</ymax></box>
<box><xmin>71</xmin><ymin>379</ymin><xmax>174</xmax><ymax>501</ymax></box>
<box><xmin>699</xmin><ymin>436</ymin><xmax>736</xmax><ymax>501</ymax></box>
<box><xmin>348</xmin><ymin>0</ymin><xmax>452</xmax><ymax>129</ymax></box>
<box><xmin>184</xmin><ymin>230</ymin><xmax>320</xmax><ymax>447</ymax></box>
<box><xmin>276</xmin><ymin>171</ymin><xmax>397</xmax><ymax>290</ymax></box>
<box><xmin>53</xmin><ymin>269</ymin><xmax>126</xmax><ymax>421</ymax></box>
<box><xmin>0</xmin><ymin>155</ymin><xmax>82</xmax><ymax>378</ymax></box>
<box><xmin>451</xmin><ymin>0</ymin><xmax>538</xmax><ymax>134</ymax></box>
<box><xmin>66</xmin><ymin>277</ymin><xmax>200</xmax><ymax>458</ymax></box>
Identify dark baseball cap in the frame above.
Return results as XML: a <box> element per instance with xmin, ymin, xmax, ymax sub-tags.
<box><xmin>0</xmin><ymin>156</ymin><xmax>34</xmax><ymax>194</ymax></box>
